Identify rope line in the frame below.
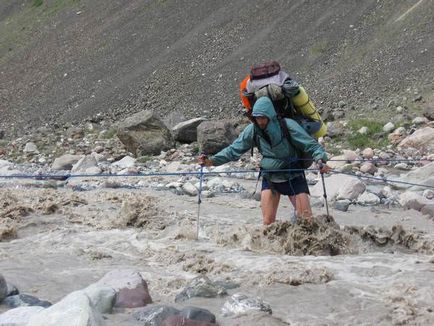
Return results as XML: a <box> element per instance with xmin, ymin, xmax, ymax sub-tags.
<box><xmin>0</xmin><ymin>167</ymin><xmax>433</xmax><ymax>189</ymax></box>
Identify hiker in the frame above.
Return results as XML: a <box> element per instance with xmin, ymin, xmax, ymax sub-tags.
<box><xmin>198</xmin><ymin>96</ymin><xmax>331</xmax><ymax>225</ymax></box>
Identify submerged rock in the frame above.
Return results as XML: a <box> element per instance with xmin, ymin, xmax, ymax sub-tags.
<box><xmin>175</xmin><ymin>276</ymin><xmax>227</xmax><ymax>302</ymax></box>
<box><xmin>221</xmin><ymin>293</ymin><xmax>272</xmax><ymax>317</ymax></box>
<box><xmin>133</xmin><ymin>305</ymin><xmax>180</xmax><ymax>325</ymax></box>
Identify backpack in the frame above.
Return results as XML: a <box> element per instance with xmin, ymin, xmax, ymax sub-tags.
<box><xmin>240</xmin><ymin>61</ymin><xmax>327</xmax><ymax>138</ymax></box>
<box><xmin>240</xmin><ymin>61</ymin><xmax>326</xmax><ymax>169</ymax></box>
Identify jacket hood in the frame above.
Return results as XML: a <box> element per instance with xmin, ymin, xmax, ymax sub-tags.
<box><xmin>252</xmin><ymin>97</ymin><xmax>277</xmax><ymax>120</ymax></box>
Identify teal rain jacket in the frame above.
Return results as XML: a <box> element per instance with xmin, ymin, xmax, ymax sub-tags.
<box><xmin>210</xmin><ymin>97</ymin><xmax>327</xmax><ymax>182</ymax></box>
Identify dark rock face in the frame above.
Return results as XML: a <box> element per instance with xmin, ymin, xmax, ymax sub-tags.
<box><xmin>162</xmin><ymin>315</ymin><xmax>217</xmax><ymax>326</ymax></box>
<box><xmin>180</xmin><ymin>307</ymin><xmax>216</xmax><ymax>323</ymax></box>
<box><xmin>197</xmin><ymin>120</ymin><xmax>238</xmax><ymax>155</ymax></box>
<box><xmin>116</xmin><ymin>110</ymin><xmax>174</xmax><ymax>156</ymax></box>
<box><xmin>172</xmin><ymin>118</ymin><xmax>207</xmax><ymax>143</ymax></box>
<box><xmin>133</xmin><ymin>305</ymin><xmax>180</xmax><ymax>325</ymax></box>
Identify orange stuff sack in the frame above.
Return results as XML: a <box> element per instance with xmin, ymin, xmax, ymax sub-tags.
<box><xmin>239</xmin><ymin>75</ymin><xmax>252</xmax><ymax>110</ymax></box>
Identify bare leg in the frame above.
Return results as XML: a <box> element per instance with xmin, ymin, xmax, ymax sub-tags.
<box><xmin>260</xmin><ymin>189</ymin><xmax>281</xmax><ymax>225</ymax></box>
<box><xmin>294</xmin><ymin>193</ymin><xmax>313</xmax><ymax>221</ymax></box>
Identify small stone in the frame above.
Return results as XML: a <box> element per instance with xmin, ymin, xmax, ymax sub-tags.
<box><xmin>23</xmin><ymin>142</ymin><xmax>39</xmax><ymax>154</ymax></box>
<box><xmin>396</xmin><ymin>106</ymin><xmax>404</xmax><ymax>113</ymax></box>
<box><xmin>423</xmin><ymin>189</ymin><xmax>434</xmax><ymax>200</ymax></box>
<box><xmin>361</xmin><ymin>148</ymin><xmax>374</xmax><ymax>159</ymax></box>
<box><xmin>338</xmin><ymin>100</ymin><xmax>346</xmax><ymax>108</ymax></box>
<box><xmin>360</xmin><ymin>162</ymin><xmax>377</xmax><ymax>175</ymax></box>
<box><xmin>383</xmin><ymin>122</ymin><xmax>395</xmax><ymax>133</ymax></box>
<box><xmin>412</xmin><ymin>117</ymin><xmax>428</xmax><ymax>125</ymax></box>
<box><xmin>357</xmin><ymin>192</ymin><xmax>381</xmax><ymax>206</ymax></box>
<box><xmin>358</xmin><ymin>126</ymin><xmax>368</xmax><ymax>135</ymax></box>
<box><xmin>394</xmin><ymin>163</ymin><xmax>410</xmax><ymax>170</ymax></box>
<box><xmin>182</xmin><ymin>182</ymin><xmax>198</xmax><ymax>196</ymax></box>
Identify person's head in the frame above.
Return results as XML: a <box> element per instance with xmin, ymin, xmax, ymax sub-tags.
<box><xmin>254</xmin><ymin>115</ymin><xmax>269</xmax><ymax>129</ymax></box>
<box><xmin>252</xmin><ymin>97</ymin><xmax>275</xmax><ymax>129</ymax></box>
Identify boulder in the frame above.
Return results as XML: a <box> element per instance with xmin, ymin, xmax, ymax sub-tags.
<box><xmin>175</xmin><ymin>276</ymin><xmax>227</xmax><ymax>302</ymax></box>
<box><xmin>23</xmin><ymin>142</ymin><xmax>39</xmax><ymax>154</ymax></box>
<box><xmin>357</xmin><ymin>192</ymin><xmax>381</xmax><ymax>206</ymax></box>
<box><xmin>197</xmin><ymin>120</ymin><xmax>238</xmax><ymax>155</ymax></box>
<box><xmin>360</xmin><ymin>162</ymin><xmax>377</xmax><ymax>175</ymax></box>
<box><xmin>51</xmin><ymin>154</ymin><xmax>83</xmax><ymax>170</ymax></box>
<box><xmin>398</xmin><ymin>127</ymin><xmax>434</xmax><ymax>152</ymax></box>
<box><xmin>334</xmin><ymin>199</ymin><xmax>351</xmax><ymax>212</ymax></box>
<box><xmin>133</xmin><ymin>305</ymin><xmax>180</xmax><ymax>325</ymax></box>
<box><xmin>399</xmin><ymin>192</ymin><xmax>432</xmax><ymax>211</ymax></box>
<box><xmin>336</xmin><ymin>178</ymin><xmax>366</xmax><ymax>201</ymax></box>
<box><xmin>182</xmin><ymin>182</ymin><xmax>198</xmax><ymax>196</ymax></box>
<box><xmin>361</xmin><ymin>148</ymin><xmax>374</xmax><ymax>159</ymax></box>
<box><xmin>397</xmin><ymin>162</ymin><xmax>434</xmax><ymax>190</ymax></box>
<box><xmin>116</xmin><ymin>110</ymin><xmax>173</xmax><ymax>156</ymax></box>
<box><xmin>0</xmin><ymin>306</ymin><xmax>44</xmax><ymax>326</ymax></box>
<box><xmin>326</xmin><ymin>155</ymin><xmax>347</xmax><ymax>170</ymax></box>
<box><xmin>97</xmin><ymin>269</ymin><xmax>152</xmax><ymax>308</ymax></box>
<box><xmin>71</xmin><ymin>155</ymin><xmax>100</xmax><ymax>174</ymax></box>
<box><xmin>82</xmin><ymin>284</ymin><xmax>116</xmax><ymax>314</ymax></box>
<box><xmin>26</xmin><ymin>291</ymin><xmax>104</xmax><ymax>326</ymax></box>
<box><xmin>111</xmin><ymin>155</ymin><xmax>136</xmax><ymax>169</ymax></box>
<box><xmin>3</xmin><ymin>294</ymin><xmax>51</xmax><ymax>308</ymax></box>
<box><xmin>383</xmin><ymin>122</ymin><xmax>395</xmax><ymax>133</ymax></box>
<box><xmin>343</xmin><ymin>150</ymin><xmax>358</xmax><ymax>162</ymax></box>
<box><xmin>310</xmin><ymin>174</ymin><xmax>365</xmax><ymax>201</ymax></box>
<box><xmin>6</xmin><ymin>283</ymin><xmax>19</xmax><ymax>296</ymax></box>
<box><xmin>172</xmin><ymin>118</ymin><xmax>207</xmax><ymax>143</ymax></box>
<box><xmin>0</xmin><ymin>274</ymin><xmax>7</xmax><ymax>301</ymax></box>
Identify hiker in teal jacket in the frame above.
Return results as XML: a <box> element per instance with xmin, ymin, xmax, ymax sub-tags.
<box><xmin>199</xmin><ymin>96</ymin><xmax>330</xmax><ymax>225</ymax></box>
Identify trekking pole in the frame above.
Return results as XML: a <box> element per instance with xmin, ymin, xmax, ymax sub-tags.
<box><xmin>318</xmin><ymin>162</ymin><xmax>330</xmax><ymax>217</ymax></box>
<box><xmin>196</xmin><ymin>155</ymin><xmax>206</xmax><ymax>240</ymax></box>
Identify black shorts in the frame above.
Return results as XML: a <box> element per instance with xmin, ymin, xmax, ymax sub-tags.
<box><xmin>261</xmin><ymin>174</ymin><xmax>310</xmax><ymax>196</ymax></box>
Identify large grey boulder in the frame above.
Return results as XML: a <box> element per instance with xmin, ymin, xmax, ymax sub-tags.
<box><xmin>133</xmin><ymin>305</ymin><xmax>180</xmax><ymax>325</ymax></box>
<box><xmin>116</xmin><ymin>110</ymin><xmax>174</xmax><ymax>156</ymax></box>
<box><xmin>51</xmin><ymin>154</ymin><xmax>83</xmax><ymax>170</ymax></box>
<box><xmin>97</xmin><ymin>269</ymin><xmax>152</xmax><ymax>308</ymax></box>
<box><xmin>0</xmin><ymin>306</ymin><xmax>44</xmax><ymax>326</ymax></box>
<box><xmin>172</xmin><ymin>118</ymin><xmax>207</xmax><ymax>143</ymax></box>
<box><xmin>397</xmin><ymin>162</ymin><xmax>434</xmax><ymax>191</ymax></box>
<box><xmin>310</xmin><ymin>174</ymin><xmax>365</xmax><ymax>201</ymax></box>
<box><xmin>26</xmin><ymin>291</ymin><xmax>105</xmax><ymax>326</ymax></box>
<box><xmin>197</xmin><ymin>120</ymin><xmax>238</xmax><ymax>155</ymax></box>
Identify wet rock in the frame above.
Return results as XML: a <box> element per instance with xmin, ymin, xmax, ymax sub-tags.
<box><xmin>82</xmin><ymin>284</ymin><xmax>116</xmax><ymax>314</ymax></box>
<box><xmin>0</xmin><ymin>274</ymin><xmax>7</xmax><ymax>301</ymax></box>
<box><xmin>162</xmin><ymin>315</ymin><xmax>217</xmax><ymax>326</ymax></box>
<box><xmin>3</xmin><ymin>294</ymin><xmax>51</xmax><ymax>308</ymax></box>
<box><xmin>221</xmin><ymin>293</ymin><xmax>272</xmax><ymax>317</ymax></box>
<box><xmin>197</xmin><ymin>120</ymin><xmax>238</xmax><ymax>155</ymax></box>
<box><xmin>334</xmin><ymin>199</ymin><xmax>351</xmax><ymax>212</ymax></box>
<box><xmin>27</xmin><ymin>291</ymin><xmax>104</xmax><ymax>326</ymax></box>
<box><xmin>6</xmin><ymin>283</ymin><xmax>19</xmax><ymax>296</ymax></box>
<box><xmin>399</xmin><ymin>192</ymin><xmax>431</xmax><ymax>211</ymax></box>
<box><xmin>111</xmin><ymin>155</ymin><xmax>136</xmax><ymax>169</ymax></box>
<box><xmin>51</xmin><ymin>154</ymin><xmax>83</xmax><ymax>170</ymax></box>
<box><xmin>172</xmin><ymin>117</ymin><xmax>207</xmax><ymax>143</ymax></box>
<box><xmin>116</xmin><ymin>110</ymin><xmax>174</xmax><ymax>156</ymax></box>
<box><xmin>0</xmin><ymin>306</ymin><xmax>45</xmax><ymax>326</ymax></box>
<box><xmin>180</xmin><ymin>307</ymin><xmax>216</xmax><ymax>323</ymax></box>
<box><xmin>357</xmin><ymin>192</ymin><xmax>381</xmax><ymax>206</ymax></box>
<box><xmin>97</xmin><ymin>269</ymin><xmax>152</xmax><ymax>308</ymax></box>
<box><xmin>383</xmin><ymin>122</ymin><xmax>395</xmax><ymax>133</ymax></box>
<box><xmin>175</xmin><ymin>276</ymin><xmax>227</xmax><ymax>302</ymax></box>
<box><xmin>398</xmin><ymin>127</ymin><xmax>434</xmax><ymax>152</ymax></box>
<box><xmin>133</xmin><ymin>305</ymin><xmax>180</xmax><ymax>325</ymax></box>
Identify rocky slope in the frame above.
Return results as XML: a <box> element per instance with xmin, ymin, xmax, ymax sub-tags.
<box><xmin>1</xmin><ymin>0</ymin><xmax>433</xmax><ymax>135</ymax></box>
